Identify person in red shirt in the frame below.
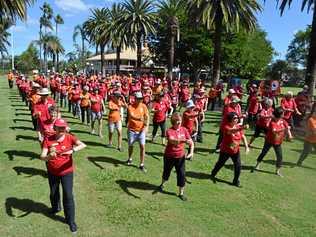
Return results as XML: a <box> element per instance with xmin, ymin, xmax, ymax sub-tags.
<box><xmin>223</xmin><ymin>89</ymin><xmax>236</xmax><ymax>107</ymax></box>
<box><xmin>151</xmin><ymin>93</ymin><xmax>170</xmax><ymax>145</ymax></box>
<box><xmin>70</xmin><ymin>84</ymin><xmax>82</xmax><ymax>119</ymax></box>
<box><xmin>90</xmin><ymin>87</ymin><xmax>105</xmax><ymax>137</ymax></box>
<box><xmin>215</xmin><ymin>96</ymin><xmax>243</xmax><ymax>152</ymax></box>
<box><xmin>182</xmin><ymin>100</ymin><xmax>198</xmax><ymax>141</ymax></box>
<box><xmin>294</xmin><ymin>85</ymin><xmax>311</xmax><ymax>127</ymax></box>
<box><xmin>157</xmin><ymin>113</ymin><xmax>194</xmax><ymax>201</ymax></box>
<box><xmin>248</xmin><ymin>98</ymin><xmax>274</xmax><ymax>147</ymax></box>
<box><xmin>210</xmin><ymin>112</ymin><xmax>249</xmax><ymax>187</ymax></box>
<box><xmin>40</xmin><ymin>119</ymin><xmax>86</xmax><ymax>234</ymax></box>
<box><xmin>247</xmin><ymin>91</ymin><xmax>261</xmax><ymax>128</ymax></box>
<box><xmin>280</xmin><ymin>91</ymin><xmax>301</xmax><ymax>128</ymax></box>
<box><xmin>37</xmin><ymin>106</ymin><xmax>59</xmax><ymax>143</ymax></box>
<box><xmin>252</xmin><ymin>107</ymin><xmax>293</xmax><ymax>177</ymax></box>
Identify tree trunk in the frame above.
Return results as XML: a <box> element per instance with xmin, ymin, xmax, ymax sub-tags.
<box><xmin>306</xmin><ymin>5</ymin><xmax>316</xmax><ymax>97</ymax></box>
<box><xmin>100</xmin><ymin>44</ymin><xmax>105</xmax><ymax>76</ymax></box>
<box><xmin>136</xmin><ymin>32</ymin><xmax>142</xmax><ymax>75</ymax></box>
<box><xmin>116</xmin><ymin>45</ymin><xmax>121</xmax><ymax>74</ymax></box>
<box><xmin>39</xmin><ymin>27</ymin><xmax>42</xmax><ymax>72</ymax></box>
<box><xmin>168</xmin><ymin>32</ymin><xmax>175</xmax><ymax>80</ymax></box>
<box><xmin>44</xmin><ymin>45</ymin><xmax>47</xmax><ymax>74</ymax></box>
<box><xmin>53</xmin><ymin>53</ymin><xmax>56</xmax><ymax>72</ymax></box>
<box><xmin>212</xmin><ymin>10</ymin><xmax>223</xmax><ymax>86</ymax></box>
<box><xmin>56</xmin><ymin>53</ymin><xmax>59</xmax><ymax>72</ymax></box>
<box><xmin>82</xmin><ymin>36</ymin><xmax>85</xmax><ymax>70</ymax></box>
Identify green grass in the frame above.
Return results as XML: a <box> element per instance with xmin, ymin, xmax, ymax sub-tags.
<box><xmin>0</xmin><ymin>76</ymin><xmax>316</xmax><ymax>237</ymax></box>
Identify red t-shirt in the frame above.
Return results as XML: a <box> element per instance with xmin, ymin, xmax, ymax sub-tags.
<box><xmin>182</xmin><ymin>110</ymin><xmax>198</xmax><ymax>135</ymax></box>
<box><xmin>90</xmin><ymin>94</ymin><xmax>103</xmax><ymax>112</ymax></box>
<box><xmin>152</xmin><ymin>101</ymin><xmax>169</xmax><ymax>123</ymax></box>
<box><xmin>256</xmin><ymin>107</ymin><xmax>273</xmax><ymax>128</ymax></box>
<box><xmin>220</xmin><ymin>124</ymin><xmax>244</xmax><ymax>155</ymax></box>
<box><xmin>33</xmin><ymin>98</ymin><xmax>56</xmax><ymax>121</ymax></box>
<box><xmin>71</xmin><ymin>89</ymin><xmax>81</xmax><ymax>102</ymax></box>
<box><xmin>221</xmin><ymin>104</ymin><xmax>242</xmax><ymax>129</ymax></box>
<box><xmin>265</xmin><ymin>119</ymin><xmax>288</xmax><ymax>145</ymax></box>
<box><xmin>38</xmin><ymin>118</ymin><xmax>56</xmax><ymax>138</ymax></box>
<box><xmin>43</xmin><ymin>134</ymin><xmax>78</xmax><ymax>176</ymax></box>
<box><xmin>281</xmin><ymin>98</ymin><xmax>297</xmax><ymax>120</ymax></box>
<box><xmin>164</xmin><ymin>126</ymin><xmax>191</xmax><ymax>158</ymax></box>
<box><xmin>248</xmin><ymin>96</ymin><xmax>260</xmax><ymax>115</ymax></box>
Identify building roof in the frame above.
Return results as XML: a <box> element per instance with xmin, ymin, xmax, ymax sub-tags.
<box><xmin>87</xmin><ymin>48</ymin><xmax>138</xmax><ymax>61</ymax></box>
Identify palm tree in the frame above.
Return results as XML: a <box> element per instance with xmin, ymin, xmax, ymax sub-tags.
<box><xmin>107</xmin><ymin>3</ymin><xmax>131</xmax><ymax>74</ymax></box>
<box><xmin>46</xmin><ymin>35</ymin><xmax>65</xmax><ymax>72</ymax></box>
<box><xmin>276</xmin><ymin>0</ymin><xmax>316</xmax><ymax>96</ymax></box>
<box><xmin>188</xmin><ymin>0</ymin><xmax>262</xmax><ymax>85</ymax></box>
<box><xmin>83</xmin><ymin>8</ymin><xmax>110</xmax><ymax>75</ymax></box>
<box><xmin>54</xmin><ymin>14</ymin><xmax>64</xmax><ymax>72</ymax></box>
<box><xmin>157</xmin><ymin>0</ymin><xmax>185</xmax><ymax>79</ymax></box>
<box><xmin>0</xmin><ymin>0</ymin><xmax>34</xmax><ymax>23</ymax></box>
<box><xmin>0</xmin><ymin>19</ymin><xmax>12</xmax><ymax>56</ymax></box>
<box><xmin>73</xmin><ymin>24</ymin><xmax>87</xmax><ymax>70</ymax></box>
<box><xmin>120</xmin><ymin>0</ymin><xmax>156</xmax><ymax>75</ymax></box>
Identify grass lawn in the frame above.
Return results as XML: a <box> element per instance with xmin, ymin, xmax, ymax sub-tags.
<box><xmin>0</xmin><ymin>75</ymin><xmax>316</xmax><ymax>237</ymax></box>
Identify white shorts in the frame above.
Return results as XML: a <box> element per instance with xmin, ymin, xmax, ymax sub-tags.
<box><xmin>108</xmin><ymin>121</ymin><xmax>122</xmax><ymax>133</ymax></box>
<box><xmin>128</xmin><ymin>129</ymin><xmax>146</xmax><ymax>146</ymax></box>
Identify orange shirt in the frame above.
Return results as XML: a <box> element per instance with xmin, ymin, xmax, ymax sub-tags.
<box><xmin>305</xmin><ymin>116</ymin><xmax>316</xmax><ymax>143</ymax></box>
<box><xmin>8</xmin><ymin>73</ymin><xmax>14</xmax><ymax>81</ymax></box>
<box><xmin>80</xmin><ymin>93</ymin><xmax>90</xmax><ymax>107</ymax></box>
<box><xmin>128</xmin><ymin>103</ymin><xmax>149</xmax><ymax>132</ymax></box>
<box><xmin>108</xmin><ymin>100</ymin><xmax>123</xmax><ymax>123</ymax></box>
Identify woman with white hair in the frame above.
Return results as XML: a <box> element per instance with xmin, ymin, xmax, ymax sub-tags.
<box><xmin>281</xmin><ymin>91</ymin><xmax>302</xmax><ymax>129</ymax></box>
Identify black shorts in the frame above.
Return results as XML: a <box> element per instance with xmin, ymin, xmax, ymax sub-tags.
<box><xmin>253</xmin><ymin>125</ymin><xmax>267</xmax><ymax>138</ymax></box>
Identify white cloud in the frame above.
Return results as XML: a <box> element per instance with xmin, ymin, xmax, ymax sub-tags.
<box><xmin>11</xmin><ymin>25</ymin><xmax>27</xmax><ymax>33</ymax></box>
<box><xmin>55</xmin><ymin>0</ymin><xmax>89</xmax><ymax>12</ymax></box>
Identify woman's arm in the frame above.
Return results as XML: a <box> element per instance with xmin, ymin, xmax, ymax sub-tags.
<box><xmin>242</xmin><ymin>135</ymin><xmax>249</xmax><ymax>154</ymax></box>
<box><xmin>186</xmin><ymin>139</ymin><xmax>195</xmax><ymax>159</ymax></box>
<box><xmin>40</xmin><ymin>147</ymin><xmax>54</xmax><ymax>162</ymax></box>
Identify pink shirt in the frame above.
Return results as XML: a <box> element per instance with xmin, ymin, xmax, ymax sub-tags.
<box><xmin>164</xmin><ymin>126</ymin><xmax>191</xmax><ymax>158</ymax></box>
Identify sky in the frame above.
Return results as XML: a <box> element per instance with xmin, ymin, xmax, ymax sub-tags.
<box><xmin>9</xmin><ymin>0</ymin><xmax>313</xmax><ymax>60</ymax></box>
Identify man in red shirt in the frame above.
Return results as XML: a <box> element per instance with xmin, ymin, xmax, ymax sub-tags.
<box><xmin>252</xmin><ymin>107</ymin><xmax>293</xmax><ymax>177</ymax></box>
<box><xmin>151</xmin><ymin>93</ymin><xmax>170</xmax><ymax>145</ymax></box>
<box><xmin>210</xmin><ymin>112</ymin><xmax>249</xmax><ymax>187</ymax></box>
<box><xmin>247</xmin><ymin>91</ymin><xmax>261</xmax><ymax>128</ymax></box>
<box><xmin>40</xmin><ymin>118</ymin><xmax>86</xmax><ymax>234</ymax></box>
<box><xmin>90</xmin><ymin>88</ymin><xmax>105</xmax><ymax>137</ymax></box>
<box><xmin>158</xmin><ymin>113</ymin><xmax>194</xmax><ymax>201</ymax></box>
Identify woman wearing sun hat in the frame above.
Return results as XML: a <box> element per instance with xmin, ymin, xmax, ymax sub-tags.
<box><xmin>40</xmin><ymin>118</ymin><xmax>86</xmax><ymax>234</ymax></box>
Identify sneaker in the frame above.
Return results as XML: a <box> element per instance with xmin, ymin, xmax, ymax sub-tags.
<box><xmin>90</xmin><ymin>130</ymin><xmax>95</xmax><ymax>135</ymax></box>
<box><xmin>276</xmin><ymin>171</ymin><xmax>284</xmax><ymax>178</ymax></box>
<box><xmin>139</xmin><ymin>165</ymin><xmax>147</xmax><ymax>173</ymax></box>
<box><xmin>117</xmin><ymin>147</ymin><xmax>123</xmax><ymax>152</ymax></box>
<box><xmin>105</xmin><ymin>144</ymin><xmax>113</xmax><ymax>148</ymax></box>
<box><xmin>126</xmin><ymin>159</ymin><xmax>132</xmax><ymax>166</ymax></box>
<box><xmin>178</xmin><ymin>194</ymin><xmax>187</xmax><ymax>201</ymax></box>
<box><xmin>69</xmin><ymin>223</ymin><xmax>77</xmax><ymax>234</ymax></box>
<box><xmin>157</xmin><ymin>184</ymin><xmax>164</xmax><ymax>192</ymax></box>
<box><xmin>232</xmin><ymin>181</ymin><xmax>241</xmax><ymax>188</ymax></box>
<box><xmin>49</xmin><ymin>207</ymin><xmax>61</xmax><ymax>214</ymax></box>
<box><xmin>215</xmin><ymin>149</ymin><xmax>220</xmax><ymax>153</ymax></box>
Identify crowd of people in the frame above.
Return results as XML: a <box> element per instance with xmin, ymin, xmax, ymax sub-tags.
<box><xmin>6</xmin><ymin>70</ymin><xmax>316</xmax><ymax>234</ymax></box>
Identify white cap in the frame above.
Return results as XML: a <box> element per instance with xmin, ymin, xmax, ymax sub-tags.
<box><xmin>186</xmin><ymin>100</ymin><xmax>195</xmax><ymax>108</ymax></box>
<box><xmin>135</xmin><ymin>91</ymin><xmax>143</xmax><ymax>99</ymax></box>
<box><xmin>229</xmin><ymin>89</ymin><xmax>236</xmax><ymax>94</ymax></box>
<box><xmin>37</xmin><ymin>88</ymin><xmax>50</xmax><ymax>95</ymax></box>
<box><xmin>287</xmin><ymin>91</ymin><xmax>293</xmax><ymax>96</ymax></box>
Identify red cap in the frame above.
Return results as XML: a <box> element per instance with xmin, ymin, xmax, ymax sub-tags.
<box><xmin>54</xmin><ymin>118</ymin><xmax>68</xmax><ymax>128</ymax></box>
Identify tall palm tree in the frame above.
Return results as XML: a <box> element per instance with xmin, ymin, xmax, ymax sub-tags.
<box><xmin>83</xmin><ymin>8</ymin><xmax>110</xmax><ymax>75</ymax></box>
<box><xmin>188</xmin><ymin>0</ymin><xmax>262</xmax><ymax>85</ymax></box>
<box><xmin>107</xmin><ymin>3</ymin><xmax>131</xmax><ymax>74</ymax></box>
<box><xmin>157</xmin><ymin>0</ymin><xmax>185</xmax><ymax>79</ymax></box>
<box><xmin>54</xmin><ymin>14</ymin><xmax>64</xmax><ymax>72</ymax></box>
<box><xmin>73</xmin><ymin>24</ymin><xmax>87</xmax><ymax>70</ymax></box>
<box><xmin>46</xmin><ymin>35</ymin><xmax>65</xmax><ymax>72</ymax></box>
<box><xmin>0</xmin><ymin>0</ymin><xmax>34</xmax><ymax>23</ymax></box>
<box><xmin>120</xmin><ymin>0</ymin><xmax>156</xmax><ymax>75</ymax></box>
<box><xmin>276</xmin><ymin>0</ymin><xmax>316</xmax><ymax>96</ymax></box>
<box><xmin>0</xmin><ymin>18</ymin><xmax>12</xmax><ymax>56</ymax></box>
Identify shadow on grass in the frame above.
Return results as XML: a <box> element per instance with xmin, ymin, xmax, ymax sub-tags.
<box><xmin>146</xmin><ymin>151</ymin><xmax>163</xmax><ymax>160</ymax></box>
<box><xmin>5</xmin><ymin>197</ymin><xmax>65</xmax><ymax>223</ymax></box>
<box><xmin>82</xmin><ymin>140</ymin><xmax>105</xmax><ymax>148</ymax></box>
<box><xmin>14</xmin><ymin>112</ymin><xmax>30</xmax><ymax>117</ymax></box>
<box><xmin>224</xmin><ymin>164</ymin><xmax>254</xmax><ymax>171</ymax></box>
<box><xmin>70</xmin><ymin>129</ymin><xmax>91</xmax><ymax>135</ymax></box>
<box><xmin>16</xmin><ymin>135</ymin><xmax>38</xmax><ymax>141</ymax></box>
<box><xmin>15</xmin><ymin>108</ymin><xmax>29</xmax><ymax>112</ymax></box>
<box><xmin>13</xmin><ymin>118</ymin><xmax>32</xmax><ymax>124</ymax></box>
<box><xmin>4</xmin><ymin>150</ymin><xmax>38</xmax><ymax>161</ymax></box>
<box><xmin>13</xmin><ymin>166</ymin><xmax>47</xmax><ymax>178</ymax></box>
<box><xmin>195</xmin><ymin>147</ymin><xmax>214</xmax><ymax>154</ymax></box>
<box><xmin>87</xmin><ymin>156</ymin><xmax>127</xmax><ymax>169</ymax></box>
<box><xmin>10</xmin><ymin>126</ymin><xmax>34</xmax><ymax>131</ymax></box>
<box><xmin>263</xmin><ymin>159</ymin><xmax>297</xmax><ymax>168</ymax></box>
<box><xmin>186</xmin><ymin>171</ymin><xmax>232</xmax><ymax>186</ymax></box>
<box><xmin>10</xmin><ymin>104</ymin><xmax>25</xmax><ymax>107</ymax></box>
<box><xmin>115</xmin><ymin>180</ymin><xmax>176</xmax><ymax>199</ymax></box>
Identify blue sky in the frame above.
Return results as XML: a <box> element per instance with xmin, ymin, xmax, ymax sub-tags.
<box><xmin>10</xmin><ymin>0</ymin><xmax>312</xmax><ymax>60</ymax></box>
